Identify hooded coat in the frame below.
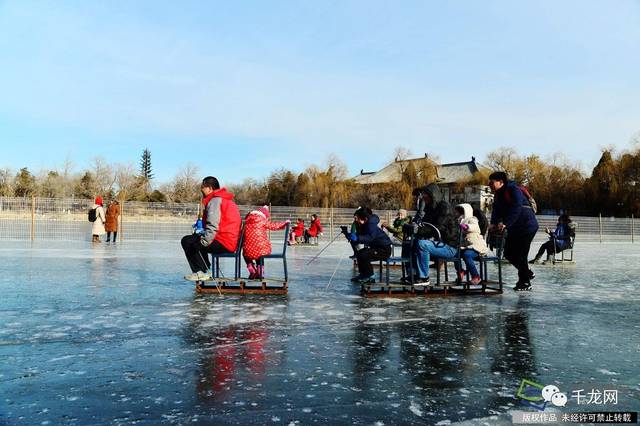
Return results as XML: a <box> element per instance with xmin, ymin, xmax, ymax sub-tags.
<box><xmin>355</xmin><ymin>214</ymin><xmax>392</xmax><ymax>250</ymax></box>
<box><xmin>242</xmin><ymin>210</ymin><xmax>288</xmax><ymax>260</ymax></box>
<box><xmin>413</xmin><ymin>183</ymin><xmax>458</xmax><ymax>247</ymax></box>
<box><xmin>456</xmin><ymin>203</ymin><xmax>489</xmax><ymax>255</ymax></box>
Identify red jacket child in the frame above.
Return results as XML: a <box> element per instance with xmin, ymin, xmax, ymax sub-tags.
<box><xmin>242</xmin><ymin>206</ymin><xmax>289</xmax><ymax>279</ymax></box>
<box><xmin>292</xmin><ymin>219</ymin><xmax>305</xmax><ymax>237</ymax></box>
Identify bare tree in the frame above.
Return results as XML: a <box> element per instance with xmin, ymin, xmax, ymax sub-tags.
<box><xmin>171</xmin><ymin>163</ymin><xmax>201</xmax><ymax>202</ymax></box>
<box><xmin>91</xmin><ymin>157</ymin><xmax>116</xmax><ymax>196</ymax></box>
<box><xmin>392</xmin><ymin>146</ymin><xmax>413</xmax><ymax>162</ymax></box>
<box><xmin>60</xmin><ymin>154</ymin><xmax>75</xmax><ymax>198</ymax></box>
<box><xmin>0</xmin><ymin>167</ymin><xmax>13</xmax><ymax>196</ymax></box>
<box><xmin>112</xmin><ymin>162</ymin><xmax>137</xmax><ymax>200</ymax></box>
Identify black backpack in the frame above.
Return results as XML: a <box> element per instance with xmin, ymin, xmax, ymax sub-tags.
<box><xmin>88</xmin><ymin>208</ymin><xmax>97</xmax><ymax>222</ymax></box>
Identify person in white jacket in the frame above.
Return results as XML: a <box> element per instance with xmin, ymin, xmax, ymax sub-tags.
<box><xmin>454</xmin><ymin>203</ymin><xmax>488</xmax><ymax>285</ymax></box>
<box><xmin>91</xmin><ymin>196</ymin><xmax>106</xmax><ymax>243</ymax></box>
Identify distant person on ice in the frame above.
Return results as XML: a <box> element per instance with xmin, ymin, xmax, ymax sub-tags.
<box><xmin>242</xmin><ymin>206</ymin><xmax>290</xmax><ymax>279</ymax></box>
<box><xmin>304</xmin><ymin>214</ymin><xmax>323</xmax><ymax>243</ymax></box>
<box><xmin>90</xmin><ymin>196</ymin><xmax>106</xmax><ymax>243</ymax></box>
<box><xmin>105</xmin><ymin>200</ymin><xmax>120</xmax><ymax>243</ymax></box>
<box><xmin>288</xmin><ymin>218</ymin><xmax>305</xmax><ymax>245</ymax></box>
<box><xmin>529</xmin><ymin>214</ymin><xmax>575</xmax><ymax>264</ymax></box>
<box><xmin>488</xmin><ymin>171</ymin><xmax>539</xmax><ymax>291</ymax></box>
<box><xmin>181</xmin><ymin>176</ymin><xmax>241</xmax><ymax>282</ymax></box>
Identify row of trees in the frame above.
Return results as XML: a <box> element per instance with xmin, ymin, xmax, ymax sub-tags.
<box><xmin>3</xmin><ymin>145</ymin><xmax>640</xmax><ymax>216</ymax></box>
<box><xmin>481</xmin><ymin>146</ymin><xmax>640</xmax><ymax>216</ymax></box>
<box><xmin>232</xmin><ymin>145</ymin><xmax>640</xmax><ymax>216</ymax></box>
<box><xmin>0</xmin><ymin>149</ymin><xmax>202</xmax><ymax>203</ymax></box>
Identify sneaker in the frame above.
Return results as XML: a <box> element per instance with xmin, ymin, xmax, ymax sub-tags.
<box><xmin>401</xmin><ymin>275</ymin><xmax>421</xmax><ymax>284</ymax></box>
<box><xmin>529</xmin><ymin>270</ymin><xmax>536</xmax><ymax>280</ymax></box>
<box><xmin>184</xmin><ymin>271</ymin><xmax>211</xmax><ymax>282</ymax></box>
<box><xmin>357</xmin><ymin>275</ymin><xmax>376</xmax><ymax>284</ymax></box>
<box><xmin>470</xmin><ymin>276</ymin><xmax>482</xmax><ymax>285</ymax></box>
<box><xmin>412</xmin><ymin>277</ymin><xmax>431</xmax><ymax>287</ymax></box>
<box><xmin>349</xmin><ymin>255</ymin><xmax>357</xmax><ymax>260</ymax></box>
<box><xmin>513</xmin><ymin>282</ymin><xmax>532</xmax><ymax>291</ymax></box>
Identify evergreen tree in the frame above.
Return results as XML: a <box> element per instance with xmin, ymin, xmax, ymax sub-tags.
<box><xmin>14</xmin><ymin>167</ymin><xmax>36</xmax><ymax>197</ymax></box>
<box><xmin>75</xmin><ymin>171</ymin><xmax>96</xmax><ymax>199</ymax></box>
<box><xmin>139</xmin><ymin>148</ymin><xmax>154</xmax><ymax>181</ymax></box>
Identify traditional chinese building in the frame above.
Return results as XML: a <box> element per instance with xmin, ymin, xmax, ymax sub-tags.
<box><xmin>352</xmin><ymin>155</ymin><xmax>494</xmax><ymax>212</ymax></box>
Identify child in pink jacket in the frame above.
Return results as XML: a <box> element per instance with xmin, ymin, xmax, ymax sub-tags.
<box><xmin>242</xmin><ymin>206</ymin><xmax>290</xmax><ymax>279</ymax></box>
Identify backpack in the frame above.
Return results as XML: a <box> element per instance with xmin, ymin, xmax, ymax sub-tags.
<box><xmin>519</xmin><ymin>185</ymin><xmax>538</xmax><ymax>214</ymax></box>
<box><xmin>88</xmin><ymin>208</ymin><xmax>97</xmax><ymax>223</ymax></box>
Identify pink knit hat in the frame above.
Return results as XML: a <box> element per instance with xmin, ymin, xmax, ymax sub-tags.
<box><xmin>258</xmin><ymin>205</ymin><xmax>270</xmax><ymax>218</ymax></box>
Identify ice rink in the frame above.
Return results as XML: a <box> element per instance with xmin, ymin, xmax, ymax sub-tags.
<box><xmin>0</xmin><ymin>240</ymin><xmax>638</xmax><ymax>425</ymax></box>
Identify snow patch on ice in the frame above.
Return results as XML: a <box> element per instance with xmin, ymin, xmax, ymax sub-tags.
<box><xmin>409</xmin><ymin>401</ymin><xmax>423</xmax><ymax>417</ymax></box>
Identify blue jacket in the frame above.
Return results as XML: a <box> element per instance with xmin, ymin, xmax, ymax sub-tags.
<box><xmin>355</xmin><ymin>214</ymin><xmax>392</xmax><ymax>249</ymax></box>
<box><xmin>490</xmin><ymin>182</ymin><xmax>539</xmax><ymax>236</ymax></box>
<box><xmin>551</xmin><ymin>223</ymin><xmax>573</xmax><ymax>249</ymax></box>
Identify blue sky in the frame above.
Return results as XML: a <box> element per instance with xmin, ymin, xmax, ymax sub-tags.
<box><xmin>1</xmin><ymin>1</ymin><xmax>639</xmax><ymax>185</ymax></box>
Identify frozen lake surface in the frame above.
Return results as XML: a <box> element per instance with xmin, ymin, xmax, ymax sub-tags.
<box><xmin>0</xmin><ymin>240</ymin><xmax>639</xmax><ymax>425</ymax></box>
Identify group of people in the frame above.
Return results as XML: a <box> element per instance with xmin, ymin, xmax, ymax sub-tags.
<box><xmin>345</xmin><ymin>171</ymin><xmax>560</xmax><ymax>291</ymax></box>
<box><xmin>288</xmin><ymin>215</ymin><xmax>323</xmax><ymax>245</ymax></box>
<box><xmin>180</xmin><ymin>176</ymin><xmax>327</xmax><ymax>282</ymax></box>
<box><xmin>89</xmin><ymin>197</ymin><xmax>121</xmax><ymax>243</ymax></box>
<box><xmin>180</xmin><ymin>176</ymin><xmax>290</xmax><ymax>282</ymax></box>
<box><xmin>138</xmin><ymin>172</ymin><xmax>569</xmax><ymax>291</ymax></box>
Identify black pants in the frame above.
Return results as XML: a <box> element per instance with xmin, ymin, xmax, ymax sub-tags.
<box><xmin>504</xmin><ymin>232</ymin><xmax>536</xmax><ymax>283</ymax></box>
<box><xmin>356</xmin><ymin>246</ymin><xmax>392</xmax><ymax>276</ymax></box>
<box><xmin>181</xmin><ymin>234</ymin><xmax>231</xmax><ymax>273</ymax></box>
<box><xmin>106</xmin><ymin>232</ymin><xmax>117</xmax><ymax>242</ymax></box>
<box><xmin>535</xmin><ymin>240</ymin><xmax>567</xmax><ymax>258</ymax></box>
<box><xmin>350</xmin><ymin>241</ymin><xmax>359</xmax><ymax>256</ymax></box>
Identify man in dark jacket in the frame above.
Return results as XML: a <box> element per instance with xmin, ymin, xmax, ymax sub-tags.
<box><xmin>410</xmin><ymin>183</ymin><xmax>459</xmax><ymax>285</ymax></box>
<box><xmin>488</xmin><ymin>171</ymin><xmax>539</xmax><ymax>291</ymax></box>
<box><xmin>344</xmin><ymin>207</ymin><xmax>392</xmax><ymax>283</ymax></box>
<box><xmin>182</xmin><ymin>176</ymin><xmax>242</xmax><ymax>281</ymax></box>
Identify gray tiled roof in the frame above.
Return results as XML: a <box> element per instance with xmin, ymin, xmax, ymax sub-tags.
<box><xmin>352</xmin><ymin>157</ymin><xmax>485</xmax><ymax>184</ymax></box>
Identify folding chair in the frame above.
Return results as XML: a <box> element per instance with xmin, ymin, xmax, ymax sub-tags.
<box><xmin>256</xmin><ymin>223</ymin><xmax>290</xmax><ymax>283</ymax></box>
<box><xmin>476</xmin><ymin>230</ymin><xmax>505</xmax><ymax>293</ymax></box>
<box><xmin>382</xmin><ymin>232</ymin><xmax>415</xmax><ymax>285</ymax></box>
<box><xmin>210</xmin><ymin>223</ymin><xmax>245</xmax><ymax>280</ymax></box>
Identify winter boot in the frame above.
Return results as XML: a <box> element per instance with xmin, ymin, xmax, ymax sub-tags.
<box><xmin>247</xmin><ymin>262</ymin><xmax>257</xmax><ymax>280</ymax></box>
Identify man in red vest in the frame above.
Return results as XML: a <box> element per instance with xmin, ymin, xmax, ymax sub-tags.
<box><xmin>182</xmin><ymin>176</ymin><xmax>241</xmax><ymax>281</ymax></box>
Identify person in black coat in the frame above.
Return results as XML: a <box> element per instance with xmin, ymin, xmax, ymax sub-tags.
<box><xmin>488</xmin><ymin>171</ymin><xmax>539</xmax><ymax>291</ymax></box>
<box><xmin>409</xmin><ymin>183</ymin><xmax>460</xmax><ymax>285</ymax></box>
<box><xmin>344</xmin><ymin>207</ymin><xmax>392</xmax><ymax>283</ymax></box>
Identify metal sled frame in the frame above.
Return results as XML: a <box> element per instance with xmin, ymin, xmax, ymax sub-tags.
<box><xmin>196</xmin><ymin>223</ymin><xmax>290</xmax><ymax>295</ymax></box>
<box><xmin>362</xmin><ymin>227</ymin><xmax>504</xmax><ymax>298</ymax></box>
